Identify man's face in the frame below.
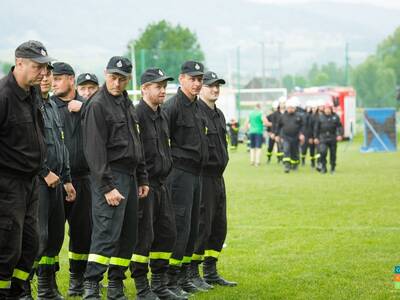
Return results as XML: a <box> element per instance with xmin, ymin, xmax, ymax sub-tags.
<box><xmin>52</xmin><ymin>74</ymin><xmax>74</xmax><ymax>98</ymax></box>
<box><xmin>105</xmin><ymin>72</ymin><xmax>130</xmax><ymax>96</ymax></box>
<box><xmin>287</xmin><ymin>106</ymin><xmax>296</xmax><ymax>114</ymax></box>
<box><xmin>16</xmin><ymin>58</ymin><xmax>48</xmax><ymax>86</ymax></box>
<box><xmin>77</xmin><ymin>82</ymin><xmax>99</xmax><ymax>100</ymax></box>
<box><xmin>201</xmin><ymin>83</ymin><xmax>220</xmax><ymax>102</ymax></box>
<box><xmin>40</xmin><ymin>68</ymin><xmax>53</xmax><ymax>95</ymax></box>
<box><xmin>142</xmin><ymin>81</ymin><xmax>168</xmax><ymax>106</ymax></box>
<box><xmin>179</xmin><ymin>74</ymin><xmax>203</xmax><ymax>98</ymax></box>
<box><xmin>324</xmin><ymin>107</ymin><xmax>332</xmax><ymax>115</ymax></box>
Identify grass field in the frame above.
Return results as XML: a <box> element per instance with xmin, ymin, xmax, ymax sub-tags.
<box><xmin>51</xmin><ymin>136</ymin><xmax>400</xmax><ymax>299</ymax></box>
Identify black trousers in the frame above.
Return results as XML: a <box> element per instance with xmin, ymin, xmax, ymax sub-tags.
<box><xmin>36</xmin><ymin>180</ymin><xmax>65</xmax><ymax>275</ymax></box>
<box><xmin>282</xmin><ymin>137</ymin><xmax>300</xmax><ymax>165</ymax></box>
<box><xmin>130</xmin><ymin>183</ymin><xmax>177</xmax><ymax>278</ymax></box>
<box><xmin>319</xmin><ymin>140</ymin><xmax>337</xmax><ymax>168</ymax></box>
<box><xmin>193</xmin><ymin>176</ymin><xmax>227</xmax><ymax>262</ymax></box>
<box><xmin>84</xmin><ymin>171</ymin><xmax>138</xmax><ymax>282</ymax></box>
<box><xmin>230</xmin><ymin>133</ymin><xmax>238</xmax><ymax>148</ymax></box>
<box><xmin>0</xmin><ymin>175</ymin><xmax>39</xmax><ymax>295</ymax></box>
<box><xmin>167</xmin><ymin>168</ymin><xmax>201</xmax><ymax>268</ymax></box>
<box><xmin>266</xmin><ymin>136</ymin><xmax>275</xmax><ymax>157</ymax></box>
<box><xmin>64</xmin><ymin>176</ymin><xmax>92</xmax><ymax>274</ymax></box>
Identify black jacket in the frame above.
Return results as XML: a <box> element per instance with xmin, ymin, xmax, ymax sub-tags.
<box><xmin>267</xmin><ymin>110</ymin><xmax>281</xmax><ymax>134</ymax></box>
<box><xmin>135</xmin><ymin>99</ymin><xmax>172</xmax><ymax>184</ymax></box>
<box><xmin>198</xmin><ymin>99</ymin><xmax>228</xmax><ymax>177</ymax></box>
<box><xmin>314</xmin><ymin>112</ymin><xmax>344</xmax><ymax>142</ymax></box>
<box><xmin>39</xmin><ymin>97</ymin><xmax>71</xmax><ymax>183</ymax></box>
<box><xmin>162</xmin><ymin>88</ymin><xmax>209</xmax><ymax>175</ymax></box>
<box><xmin>52</xmin><ymin>92</ymin><xmax>90</xmax><ymax>177</ymax></box>
<box><xmin>82</xmin><ymin>85</ymin><xmax>148</xmax><ymax>194</ymax></box>
<box><xmin>0</xmin><ymin>69</ymin><xmax>46</xmax><ymax>178</ymax></box>
<box><xmin>275</xmin><ymin>111</ymin><xmax>304</xmax><ymax>139</ymax></box>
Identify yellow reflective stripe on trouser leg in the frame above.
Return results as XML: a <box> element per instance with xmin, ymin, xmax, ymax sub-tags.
<box><xmin>12</xmin><ymin>269</ymin><xmax>29</xmax><ymax>281</ymax></box>
<box><xmin>69</xmin><ymin>251</ymin><xmax>89</xmax><ymax>261</ymax></box>
<box><xmin>55</xmin><ymin>256</ymin><xmax>59</xmax><ymax>263</ymax></box>
<box><xmin>191</xmin><ymin>253</ymin><xmax>204</xmax><ymax>262</ymax></box>
<box><xmin>131</xmin><ymin>254</ymin><xmax>149</xmax><ymax>264</ymax></box>
<box><xmin>88</xmin><ymin>254</ymin><xmax>110</xmax><ymax>266</ymax></box>
<box><xmin>182</xmin><ymin>256</ymin><xmax>191</xmax><ymax>264</ymax></box>
<box><xmin>204</xmin><ymin>250</ymin><xmax>221</xmax><ymax>259</ymax></box>
<box><xmin>109</xmin><ymin>257</ymin><xmax>130</xmax><ymax>267</ymax></box>
<box><xmin>282</xmin><ymin>157</ymin><xmax>291</xmax><ymax>163</ymax></box>
<box><xmin>169</xmin><ymin>258</ymin><xmax>182</xmax><ymax>267</ymax></box>
<box><xmin>0</xmin><ymin>280</ymin><xmax>11</xmax><ymax>289</ymax></box>
<box><xmin>38</xmin><ymin>256</ymin><xmax>55</xmax><ymax>265</ymax></box>
<box><xmin>149</xmin><ymin>252</ymin><xmax>171</xmax><ymax>260</ymax></box>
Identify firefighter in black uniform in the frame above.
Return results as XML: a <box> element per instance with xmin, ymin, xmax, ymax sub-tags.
<box><xmin>0</xmin><ymin>40</ymin><xmax>49</xmax><ymax>300</ymax></box>
<box><xmin>266</xmin><ymin>100</ymin><xmax>281</xmax><ymax>163</ymax></box>
<box><xmin>299</xmin><ymin>102</ymin><xmax>312</xmax><ymax>166</ymax></box>
<box><xmin>308</xmin><ymin>102</ymin><xmax>319</xmax><ymax>168</ymax></box>
<box><xmin>313</xmin><ymin>103</ymin><xmax>343</xmax><ymax>174</ymax></box>
<box><xmin>227</xmin><ymin>118</ymin><xmax>239</xmax><ymax>150</ymax></box>
<box><xmin>82</xmin><ymin>56</ymin><xmax>149</xmax><ymax>300</ymax></box>
<box><xmin>191</xmin><ymin>71</ymin><xmax>237</xmax><ymax>289</ymax></box>
<box><xmin>275</xmin><ymin>98</ymin><xmax>305</xmax><ymax>173</ymax></box>
<box><xmin>130</xmin><ymin>68</ymin><xmax>182</xmax><ymax>300</ymax></box>
<box><xmin>163</xmin><ymin>61</ymin><xmax>209</xmax><ymax>296</ymax></box>
<box><xmin>35</xmin><ymin>64</ymin><xmax>76</xmax><ymax>300</ymax></box>
<box><xmin>51</xmin><ymin>62</ymin><xmax>93</xmax><ymax>297</ymax></box>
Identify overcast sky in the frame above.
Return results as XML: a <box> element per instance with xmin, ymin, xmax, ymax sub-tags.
<box><xmin>0</xmin><ymin>0</ymin><xmax>399</xmax><ymax>83</ymax></box>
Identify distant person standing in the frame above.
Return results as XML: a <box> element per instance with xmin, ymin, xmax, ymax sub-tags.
<box><xmin>246</xmin><ymin>103</ymin><xmax>264</xmax><ymax>166</ymax></box>
<box><xmin>227</xmin><ymin>118</ymin><xmax>239</xmax><ymax>150</ymax></box>
<box><xmin>313</xmin><ymin>103</ymin><xmax>343</xmax><ymax>174</ymax></box>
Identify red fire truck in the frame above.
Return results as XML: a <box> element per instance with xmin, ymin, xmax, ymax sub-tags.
<box><xmin>291</xmin><ymin>87</ymin><xmax>356</xmax><ymax>139</ymax></box>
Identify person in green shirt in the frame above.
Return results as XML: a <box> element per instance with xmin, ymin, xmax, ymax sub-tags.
<box><xmin>246</xmin><ymin>103</ymin><xmax>264</xmax><ymax>166</ymax></box>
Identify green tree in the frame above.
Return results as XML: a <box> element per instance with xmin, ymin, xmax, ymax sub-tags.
<box><xmin>282</xmin><ymin>75</ymin><xmax>294</xmax><ymax>92</ymax></box>
<box><xmin>377</xmin><ymin>26</ymin><xmax>400</xmax><ymax>84</ymax></box>
<box><xmin>352</xmin><ymin>56</ymin><xmax>397</xmax><ymax>107</ymax></box>
<box><xmin>0</xmin><ymin>61</ymin><xmax>12</xmax><ymax>74</ymax></box>
<box><xmin>127</xmin><ymin>20</ymin><xmax>205</xmax><ymax>88</ymax></box>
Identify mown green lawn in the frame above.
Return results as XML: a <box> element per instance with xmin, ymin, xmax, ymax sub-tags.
<box><xmin>49</xmin><ymin>136</ymin><xmax>400</xmax><ymax>299</ymax></box>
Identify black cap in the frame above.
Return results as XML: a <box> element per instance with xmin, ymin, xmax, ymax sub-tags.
<box><xmin>141</xmin><ymin>68</ymin><xmax>174</xmax><ymax>85</ymax></box>
<box><xmin>203</xmin><ymin>71</ymin><xmax>226</xmax><ymax>86</ymax></box>
<box><xmin>52</xmin><ymin>62</ymin><xmax>75</xmax><ymax>76</ymax></box>
<box><xmin>77</xmin><ymin>73</ymin><xmax>99</xmax><ymax>86</ymax></box>
<box><xmin>106</xmin><ymin>56</ymin><xmax>132</xmax><ymax>77</ymax></box>
<box><xmin>181</xmin><ymin>61</ymin><xmax>204</xmax><ymax>76</ymax></box>
<box><xmin>15</xmin><ymin>40</ymin><xmax>55</xmax><ymax>64</ymax></box>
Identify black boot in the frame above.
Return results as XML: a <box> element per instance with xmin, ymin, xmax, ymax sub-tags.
<box><xmin>284</xmin><ymin>162</ymin><xmax>290</xmax><ymax>173</ymax></box>
<box><xmin>311</xmin><ymin>159</ymin><xmax>315</xmax><ymax>168</ymax></box>
<box><xmin>133</xmin><ymin>276</ymin><xmax>159</xmax><ymax>300</ymax></box>
<box><xmin>166</xmin><ymin>268</ymin><xmax>190</xmax><ymax>299</ymax></box>
<box><xmin>321</xmin><ymin>164</ymin><xmax>327</xmax><ymax>174</ymax></box>
<box><xmin>18</xmin><ymin>280</ymin><xmax>33</xmax><ymax>300</ymax></box>
<box><xmin>107</xmin><ymin>280</ymin><xmax>127</xmax><ymax>300</ymax></box>
<box><xmin>37</xmin><ymin>273</ymin><xmax>63</xmax><ymax>300</ymax></box>
<box><xmin>68</xmin><ymin>272</ymin><xmax>84</xmax><ymax>296</ymax></box>
<box><xmin>189</xmin><ymin>262</ymin><xmax>213</xmax><ymax>291</ymax></box>
<box><xmin>178</xmin><ymin>265</ymin><xmax>202</xmax><ymax>293</ymax></box>
<box><xmin>203</xmin><ymin>259</ymin><xmax>237</xmax><ymax>287</ymax></box>
<box><xmin>291</xmin><ymin>163</ymin><xmax>298</xmax><ymax>171</ymax></box>
<box><xmin>330</xmin><ymin>165</ymin><xmax>335</xmax><ymax>174</ymax></box>
<box><xmin>83</xmin><ymin>280</ymin><xmax>101</xmax><ymax>300</ymax></box>
<box><xmin>151</xmin><ymin>273</ymin><xmax>185</xmax><ymax>300</ymax></box>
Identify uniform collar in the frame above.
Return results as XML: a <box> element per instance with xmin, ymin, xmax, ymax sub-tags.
<box><xmin>178</xmin><ymin>87</ymin><xmax>197</xmax><ymax>107</ymax></box>
<box><xmin>102</xmin><ymin>84</ymin><xmax>127</xmax><ymax>105</ymax></box>
<box><xmin>8</xmin><ymin>67</ymin><xmax>32</xmax><ymax>102</ymax></box>
<box><xmin>199</xmin><ymin>97</ymin><xmax>219</xmax><ymax>117</ymax></box>
<box><xmin>139</xmin><ymin>99</ymin><xmax>160</xmax><ymax>121</ymax></box>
